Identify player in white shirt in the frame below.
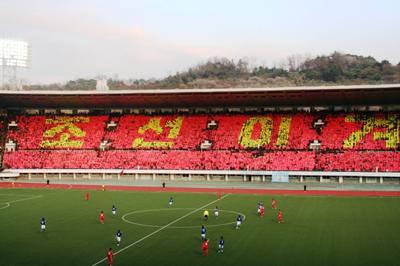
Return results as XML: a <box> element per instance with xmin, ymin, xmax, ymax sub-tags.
<box><xmin>236</xmin><ymin>215</ymin><xmax>242</xmax><ymax>229</ymax></box>
<box><xmin>116</xmin><ymin>229</ymin><xmax>122</xmax><ymax>246</ymax></box>
<box><xmin>214</xmin><ymin>206</ymin><xmax>219</xmax><ymax>219</ymax></box>
<box><xmin>40</xmin><ymin>218</ymin><xmax>46</xmax><ymax>232</ymax></box>
<box><xmin>218</xmin><ymin>236</ymin><xmax>225</xmax><ymax>253</ymax></box>
<box><xmin>257</xmin><ymin>202</ymin><xmax>261</xmax><ymax>215</ymax></box>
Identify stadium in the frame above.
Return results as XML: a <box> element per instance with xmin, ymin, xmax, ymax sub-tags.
<box><xmin>0</xmin><ymin>84</ymin><xmax>399</xmax><ymax>266</ymax></box>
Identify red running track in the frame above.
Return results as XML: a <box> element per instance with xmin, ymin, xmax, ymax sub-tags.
<box><xmin>1</xmin><ymin>182</ymin><xmax>399</xmax><ymax>197</ymax></box>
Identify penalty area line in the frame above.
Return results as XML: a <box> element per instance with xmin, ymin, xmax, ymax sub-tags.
<box><xmin>90</xmin><ymin>193</ymin><xmax>231</xmax><ymax>266</ymax></box>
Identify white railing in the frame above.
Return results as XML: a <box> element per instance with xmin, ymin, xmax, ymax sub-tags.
<box><xmin>2</xmin><ymin>169</ymin><xmax>400</xmax><ymax>184</ymax></box>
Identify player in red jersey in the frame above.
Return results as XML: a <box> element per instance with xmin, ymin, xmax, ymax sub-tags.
<box><xmin>85</xmin><ymin>192</ymin><xmax>90</xmax><ymax>201</ymax></box>
<box><xmin>99</xmin><ymin>211</ymin><xmax>105</xmax><ymax>224</ymax></box>
<box><xmin>277</xmin><ymin>209</ymin><xmax>283</xmax><ymax>223</ymax></box>
<box><xmin>260</xmin><ymin>204</ymin><xmax>265</xmax><ymax>218</ymax></box>
<box><xmin>271</xmin><ymin>198</ymin><xmax>277</xmax><ymax>210</ymax></box>
<box><xmin>107</xmin><ymin>248</ymin><xmax>113</xmax><ymax>266</ymax></box>
<box><xmin>202</xmin><ymin>238</ymin><xmax>209</xmax><ymax>256</ymax></box>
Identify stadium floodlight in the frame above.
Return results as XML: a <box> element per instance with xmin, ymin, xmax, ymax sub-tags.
<box><xmin>0</xmin><ymin>39</ymin><xmax>31</xmax><ymax>89</ymax></box>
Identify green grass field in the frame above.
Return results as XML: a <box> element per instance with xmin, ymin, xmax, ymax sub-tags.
<box><xmin>0</xmin><ymin>188</ymin><xmax>399</xmax><ymax>266</ymax></box>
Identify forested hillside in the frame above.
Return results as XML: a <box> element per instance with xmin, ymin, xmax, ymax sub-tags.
<box><xmin>26</xmin><ymin>52</ymin><xmax>400</xmax><ymax>90</ymax></box>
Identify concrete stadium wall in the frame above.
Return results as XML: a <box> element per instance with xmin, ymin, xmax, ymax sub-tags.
<box><xmin>2</xmin><ymin>169</ymin><xmax>400</xmax><ymax>185</ymax></box>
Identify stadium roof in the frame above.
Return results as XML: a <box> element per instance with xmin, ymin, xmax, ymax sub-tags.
<box><xmin>0</xmin><ymin>84</ymin><xmax>400</xmax><ymax>109</ymax></box>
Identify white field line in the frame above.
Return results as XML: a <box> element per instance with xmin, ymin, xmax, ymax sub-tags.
<box><xmin>7</xmin><ymin>195</ymin><xmax>43</xmax><ymax>203</ymax></box>
<box><xmin>122</xmin><ymin>208</ymin><xmax>246</xmax><ymax>229</ymax></box>
<box><xmin>0</xmin><ymin>193</ymin><xmax>42</xmax><ymax>197</ymax></box>
<box><xmin>0</xmin><ymin>195</ymin><xmax>44</xmax><ymax>210</ymax></box>
<box><xmin>90</xmin><ymin>193</ymin><xmax>231</xmax><ymax>266</ymax></box>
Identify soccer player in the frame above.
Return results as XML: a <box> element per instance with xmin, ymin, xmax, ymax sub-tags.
<box><xmin>40</xmin><ymin>218</ymin><xmax>46</xmax><ymax>232</ymax></box>
<box><xmin>257</xmin><ymin>202</ymin><xmax>261</xmax><ymax>215</ymax></box>
<box><xmin>107</xmin><ymin>248</ymin><xmax>113</xmax><ymax>266</ymax></box>
<box><xmin>218</xmin><ymin>236</ymin><xmax>224</xmax><ymax>253</ymax></box>
<box><xmin>278</xmin><ymin>209</ymin><xmax>283</xmax><ymax>224</ymax></box>
<box><xmin>272</xmin><ymin>198</ymin><xmax>277</xmax><ymax>210</ymax></box>
<box><xmin>236</xmin><ymin>215</ymin><xmax>242</xmax><ymax>229</ymax></box>
<box><xmin>202</xmin><ymin>238</ymin><xmax>209</xmax><ymax>256</ymax></box>
<box><xmin>203</xmin><ymin>210</ymin><xmax>209</xmax><ymax>221</ymax></box>
<box><xmin>112</xmin><ymin>205</ymin><xmax>116</xmax><ymax>216</ymax></box>
<box><xmin>85</xmin><ymin>191</ymin><xmax>90</xmax><ymax>201</ymax></box>
<box><xmin>214</xmin><ymin>206</ymin><xmax>219</xmax><ymax>219</ymax></box>
<box><xmin>99</xmin><ymin>211</ymin><xmax>105</xmax><ymax>224</ymax></box>
<box><xmin>169</xmin><ymin>196</ymin><xmax>174</xmax><ymax>206</ymax></box>
<box><xmin>260</xmin><ymin>204</ymin><xmax>265</xmax><ymax>218</ymax></box>
<box><xmin>116</xmin><ymin>229</ymin><xmax>122</xmax><ymax>246</ymax></box>
<box><xmin>201</xmin><ymin>225</ymin><xmax>206</xmax><ymax>240</ymax></box>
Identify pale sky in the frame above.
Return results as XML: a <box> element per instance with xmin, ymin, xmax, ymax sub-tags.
<box><xmin>1</xmin><ymin>0</ymin><xmax>399</xmax><ymax>84</ymax></box>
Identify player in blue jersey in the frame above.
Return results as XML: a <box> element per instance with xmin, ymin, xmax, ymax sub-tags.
<box><xmin>169</xmin><ymin>196</ymin><xmax>174</xmax><ymax>206</ymax></box>
<box><xmin>112</xmin><ymin>205</ymin><xmax>116</xmax><ymax>216</ymax></box>
<box><xmin>236</xmin><ymin>215</ymin><xmax>242</xmax><ymax>229</ymax></box>
<box><xmin>201</xmin><ymin>225</ymin><xmax>206</xmax><ymax>240</ymax></box>
<box><xmin>40</xmin><ymin>218</ymin><xmax>46</xmax><ymax>232</ymax></box>
<box><xmin>116</xmin><ymin>229</ymin><xmax>122</xmax><ymax>246</ymax></box>
<box><xmin>218</xmin><ymin>236</ymin><xmax>224</xmax><ymax>253</ymax></box>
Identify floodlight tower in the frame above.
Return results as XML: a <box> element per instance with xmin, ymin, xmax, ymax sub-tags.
<box><xmin>0</xmin><ymin>39</ymin><xmax>31</xmax><ymax>90</ymax></box>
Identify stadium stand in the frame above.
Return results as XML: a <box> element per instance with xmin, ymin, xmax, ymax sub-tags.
<box><xmin>2</xmin><ymin>112</ymin><xmax>399</xmax><ymax>171</ymax></box>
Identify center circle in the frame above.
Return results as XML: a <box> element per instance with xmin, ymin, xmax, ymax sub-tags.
<box><xmin>122</xmin><ymin>208</ymin><xmax>246</xmax><ymax>229</ymax></box>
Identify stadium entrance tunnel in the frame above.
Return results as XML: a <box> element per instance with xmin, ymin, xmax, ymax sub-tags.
<box><xmin>122</xmin><ymin>208</ymin><xmax>246</xmax><ymax>229</ymax></box>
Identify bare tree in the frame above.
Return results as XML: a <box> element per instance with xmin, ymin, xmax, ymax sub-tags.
<box><xmin>287</xmin><ymin>54</ymin><xmax>308</xmax><ymax>71</ymax></box>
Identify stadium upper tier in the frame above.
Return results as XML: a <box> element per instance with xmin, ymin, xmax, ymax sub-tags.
<box><xmin>2</xmin><ymin>112</ymin><xmax>399</xmax><ymax>171</ymax></box>
<box><xmin>1</xmin><ymin>84</ymin><xmax>400</xmax><ymax>108</ymax></box>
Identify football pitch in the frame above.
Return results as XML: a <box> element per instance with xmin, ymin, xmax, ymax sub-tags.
<box><xmin>0</xmin><ymin>188</ymin><xmax>399</xmax><ymax>266</ymax></box>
